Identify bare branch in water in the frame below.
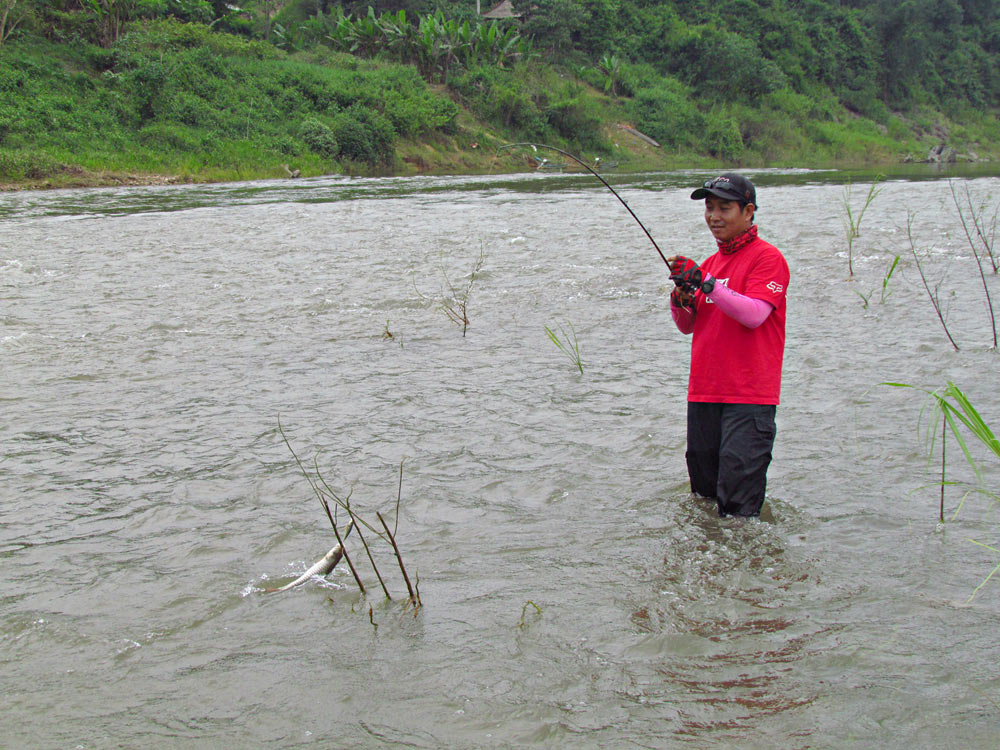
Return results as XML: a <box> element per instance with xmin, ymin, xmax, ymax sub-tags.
<box><xmin>394</xmin><ymin>458</ymin><xmax>405</xmax><ymax>537</ymax></box>
<box><xmin>278</xmin><ymin>415</ymin><xmax>341</xmax><ymax>531</ymax></box>
<box><xmin>332</xmin><ymin>518</ymin><xmax>365</xmax><ymax>595</ymax></box>
<box><xmin>378</xmin><ymin>511</ymin><xmax>419</xmax><ymax>608</ymax></box>
<box><xmin>414</xmin><ymin>246</ymin><xmax>485</xmax><ymax>337</ymax></box>
<box><xmin>348</xmin><ymin>497</ymin><xmax>392</xmax><ymax>601</ymax></box>
<box><xmin>277</xmin><ymin>423</ymin><xmax>420</xmax><ymax>608</ymax></box>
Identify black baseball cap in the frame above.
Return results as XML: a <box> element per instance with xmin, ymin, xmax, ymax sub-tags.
<box><xmin>690</xmin><ymin>173</ymin><xmax>757</xmax><ymax>207</ymax></box>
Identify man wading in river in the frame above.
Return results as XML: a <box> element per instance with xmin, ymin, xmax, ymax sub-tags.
<box><xmin>667</xmin><ymin>173</ymin><xmax>789</xmax><ymax>518</ymax></box>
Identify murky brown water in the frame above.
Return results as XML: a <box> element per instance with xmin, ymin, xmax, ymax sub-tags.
<box><xmin>2</xmin><ymin>167</ymin><xmax>999</xmax><ymax>748</ymax></box>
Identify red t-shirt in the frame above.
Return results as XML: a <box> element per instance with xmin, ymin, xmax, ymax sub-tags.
<box><xmin>687</xmin><ymin>236</ymin><xmax>789</xmax><ymax>405</ymax></box>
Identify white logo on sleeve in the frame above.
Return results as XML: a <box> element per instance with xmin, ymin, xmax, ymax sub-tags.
<box><xmin>766</xmin><ymin>281</ymin><xmax>784</xmax><ymax>294</ymax></box>
<box><xmin>704</xmin><ymin>277</ymin><xmax>729</xmax><ymax>304</ymax></box>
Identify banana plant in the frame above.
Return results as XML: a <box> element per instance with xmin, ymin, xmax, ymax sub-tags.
<box><xmin>598</xmin><ymin>53</ymin><xmax>622</xmax><ymax>96</ymax></box>
<box><xmin>326</xmin><ymin>9</ymin><xmax>355</xmax><ymax>52</ymax></box>
<box><xmin>494</xmin><ymin>25</ymin><xmax>528</xmax><ymax>68</ymax></box>
<box><xmin>350</xmin><ymin>6</ymin><xmax>383</xmax><ymax>57</ymax></box>
<box><xmin>378</xmin><ymin>8</ymin><xmax>412</xmax><ymax>58</ymax></box>
<box><xmin>317</xmin><ymin>8</ymin><xmax>531</xmax><ymax>77</ymax></box>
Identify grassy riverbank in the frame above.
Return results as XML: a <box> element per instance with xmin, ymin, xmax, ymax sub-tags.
<box><xmin>1</xmin><ymin>18</ymin><xmax>999</xmax><ymax>192</ymax></box>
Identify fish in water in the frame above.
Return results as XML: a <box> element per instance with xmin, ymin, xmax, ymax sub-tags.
<box><xmin>266</xmin><ymin>520</ymin><xmax>354</xmax><ymax>593</ymax></box>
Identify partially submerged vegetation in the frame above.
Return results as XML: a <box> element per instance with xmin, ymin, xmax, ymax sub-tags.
<box><xmin>862</xmin><ymin>176</ymin><xmax>999</xmax><ymax>601</ymax></box>
<box><xmin>903</xmin><ymin>180</ymin><xmax>999</xmax><ymax>352</ymax></box>
<box><xmin>414</xmin><ymin>245</ymin><xmax>486</xmax><ymax>337</ymax></box>
<box><xmin>886</xmin><ymin>382</ymin><xmax>999</xmax><ymax>601</ymax></box>
<box><xmin>277</xmin><ymin>420</ymin><xmax>422</xmax><ymax>612</ymax></box>
<box><xmin>841</xmin><ymin>175</ymin><xmax>884</xmax><ymax>279</ymax></box>
<box><xmin>545</xmin><ymin>321</ymin><xmax>584</xmax><ymax>374</ymax></box>
<box><xmin>1</xmin><ymin>0</ymin><xmax>999</xmax><ymax>188</ymax></box>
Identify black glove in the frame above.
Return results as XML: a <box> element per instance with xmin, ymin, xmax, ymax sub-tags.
<box><xmin>670</xmin><ymin>286</ymin><xmax>694</xmax><ymax>309</ymax></box>
<box><xmin>669</xmin><ymin>256</ymin><xmax>714</xmax><ymax>294</ymax></box>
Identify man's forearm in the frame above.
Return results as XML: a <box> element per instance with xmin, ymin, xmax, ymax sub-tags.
<box><xmin>705</xmin><ymin>280</ymin><xmax>773</xmax><ymax>328</ymax></box>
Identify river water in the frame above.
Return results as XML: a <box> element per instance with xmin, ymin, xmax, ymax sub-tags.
<box><xmin>2</xmin><ymin>166</ymin><xmax>999</xmax><ymax>749</ymax></box>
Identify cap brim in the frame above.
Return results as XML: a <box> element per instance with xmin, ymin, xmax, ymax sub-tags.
<box><xmin>690</xmin><ymin>186</ymin><xmax>744</xmax><ymax>201</ymax></box>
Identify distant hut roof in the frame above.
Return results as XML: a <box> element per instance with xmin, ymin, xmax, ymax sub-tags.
<box><xmin>483</xmin><ymin>0</ymin><xmax>520</xmax><ymax>18</ymax></box>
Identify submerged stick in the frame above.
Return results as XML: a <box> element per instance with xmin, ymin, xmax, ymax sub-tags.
<box><xmin>332</xmin><ymin>518</ymin><xmax>366</xmax><ymax>595</ymax></box>
<box><xmin>278</xmin><ymin>416</ymin><xmax>342</xmax><ymax>533</ymax></box>
<box><xmin>348</xmin><ymin>502</ymin><xmax>393</xmax><ymax>600</ymax></box>
<box><xmin>496</xmin><ymin>142</ymin><xmax>669</xmax><ymax>267</ymax></box>
<box><xmin>377</xmin><ymin>511</ymin><xmax>418</xmax><ymax>607</ymax></box>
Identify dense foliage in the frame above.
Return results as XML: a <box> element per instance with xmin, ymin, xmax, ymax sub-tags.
<box><xmin>0</xmin><ymin>16</ymin><xmax>460</xmax><ymax>180</ymax></box>
<box><xmin>0</xmin><ymin>0</ymin><xmax>998</xmax><ymax>183</ymax></box>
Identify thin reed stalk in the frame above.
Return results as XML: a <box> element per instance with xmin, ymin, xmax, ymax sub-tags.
<box><xmin>950</xmin><ymin>180</ymin><xmax>998</xmax><ymax>348</ymax></box>
<box><xmin>968</xmin><ymin>541</ymin><xmax>1000</xmax><ymax>603</ymax></box>
<box><xmin>941</xmin><ymin>417</ymin><xmax>947</xmax><ymax>523</ymax></box>
<box><xmin>313</xmin><ymin>467</ymin><xmax>393</xmax><ymax>599</ymax></box>
<box><xmin>278</xmin><ymin>416</ymin><xmax>342</xmax><ymax>531</ymax></box>
<box><xmin>885</xmin><ymin>381</ymin><xmax>999</xmax><ymax>509</ymax></box>
<box><xmin>906</xmin><ymin>212</ymin><xmax>961</xmax><ymax>351</ymax></box>
<box><xmin>954</xmin><ymin>180</ymin><xmax>999</xmax><ymax>274</ymax></box>
<box><xmin>841</xmin><ymin>175</ymin><xmax>884</xmax><ymax>278</ymax></box>
<box><xmin>880</xmin><ymin>255</ymin><xmax>900</xmax><ymax>304</ymax></box>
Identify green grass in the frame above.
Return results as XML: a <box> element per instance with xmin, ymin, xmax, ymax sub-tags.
<box><xmin>545</xmin><ymin>321</ymin><xmax>584</xmax><ymax>374</ymax></box>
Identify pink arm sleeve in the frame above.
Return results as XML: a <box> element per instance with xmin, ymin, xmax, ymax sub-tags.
<box><xmin>705</xmin><ymin>279</ymin><xmax>774</xmax><ymax>328</ymax></box>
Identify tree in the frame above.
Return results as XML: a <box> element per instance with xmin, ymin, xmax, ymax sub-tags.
<box><xmin>678</xmin><ymin>28</ymin><xmax>787</xmax><ymax>103</ymax></box>
<box><xmin>85</xmin><ymin>0</ymin><xmax>136</xmax><ymax>47</ymax></box>
<box><xmin>512</xmin><ymin>0</ymin><xmax>589</xmax><ymax>57</ymax></box>
<box><xmin>1</xmin><ymin>0</ymin><xmax>27</xmax><ymax>46</ymax></box>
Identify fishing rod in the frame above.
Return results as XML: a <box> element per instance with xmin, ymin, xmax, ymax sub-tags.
<box><xmin>496</xmin><ymin>142</ymin><xmax>670</xmax><ymax>267</ymax></box>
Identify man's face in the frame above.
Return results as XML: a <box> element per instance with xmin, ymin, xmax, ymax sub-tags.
<box><xmin>704</xmin><ymin>196</ymin><xmax>755</xmax><ymax>242</ymax></box>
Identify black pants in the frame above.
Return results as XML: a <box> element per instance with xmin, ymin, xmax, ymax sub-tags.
<box><xmin>686</xmin><ymin>402</ymin><xmax>776</xmax><ymax>517</ymax></box>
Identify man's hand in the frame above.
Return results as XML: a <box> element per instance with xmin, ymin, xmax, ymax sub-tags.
<box><xmin>667</xmin><ymin>255</ymin><xmax>714</xmax><ymax>294</ymax></box>
<box><xmin>670</xmin><ymin>286</ymin><xmax>695</xmax><ymax>309</ymax></box>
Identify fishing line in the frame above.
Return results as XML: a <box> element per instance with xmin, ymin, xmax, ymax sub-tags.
<box><xmin>496</xmin><ymin>142</ymin><xmax>670</xmax><ymax>267</ymax></box>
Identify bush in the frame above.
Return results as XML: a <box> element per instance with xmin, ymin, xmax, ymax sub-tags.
<box><xmin>626</xmin><ymin>78</ymin><xmax>703</xmax><ymax>150</ymax></box>
<box><xmin>115</xmin><ymin>55</ymin><xmax>172</xmax><ymax>124</ymax></box>
<box><xmin>617</xmin><ymin>62</ymin><xmax>660</xmax><ymax>99</ymax></box>
<box><xmin>381</xmin><ymin>89</ymin><xmax>458</xmax><ymax>137</ymax></box>
<box><xmin>545</xmin><ymin>96</ymin><xmax>607</xmax><ymax>152</ymax></box>
<box><xmin>0</xmin><ymin>150</ymin><xmax>61</xmax><ymax>180</ymax></box>
<box><xmin>299</xmin><ymin>118</ymin><xmax>339</xmax><ymax>158</ymax></box>
<box><xmin>168</xmin><ymin>90</ymin><xmax>218</xmax><ymax>127</ymax></box>
<box><xmin>451</xmin><ymin>65</ymin><xmax>548</xmax><ymax>138</ymax></box>
<box><xmin>679</xmin><ymin>29</ymin><xmax>787</xmax><ymax>104</ymax></box>
<box><xmin>331</xmin><ymin>107</ymin><xmax>395</xmax><ymax>164</ymax></box>
<box><xmin>330</xmin><ymin>112</ymin><xmax>371</xmax><ymax>163</ymax></box>
<box><xmin>703</xmin><ymin>115</ymin><xmax>744</xmax><ymax>161</ymax></box>
<box><xmin>134</xmin><ymin>19</ymin><xmax>282</xmax><ymax>59</ymax></box>
<box><xmin>138</xmin><ymin>122</ymin><xmax>202</xmax><ymax>150</ymax></box>
<box><xmin>0</xmin><ymin>65</ymin><xmax>27</xmax><ymax>93</ymax></box>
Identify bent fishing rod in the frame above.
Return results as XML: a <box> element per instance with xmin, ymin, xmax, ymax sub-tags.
<box><xmin>496</xmin><ymin>142</ymin><xmax>670</xmax><ymax>268</ymax></box>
